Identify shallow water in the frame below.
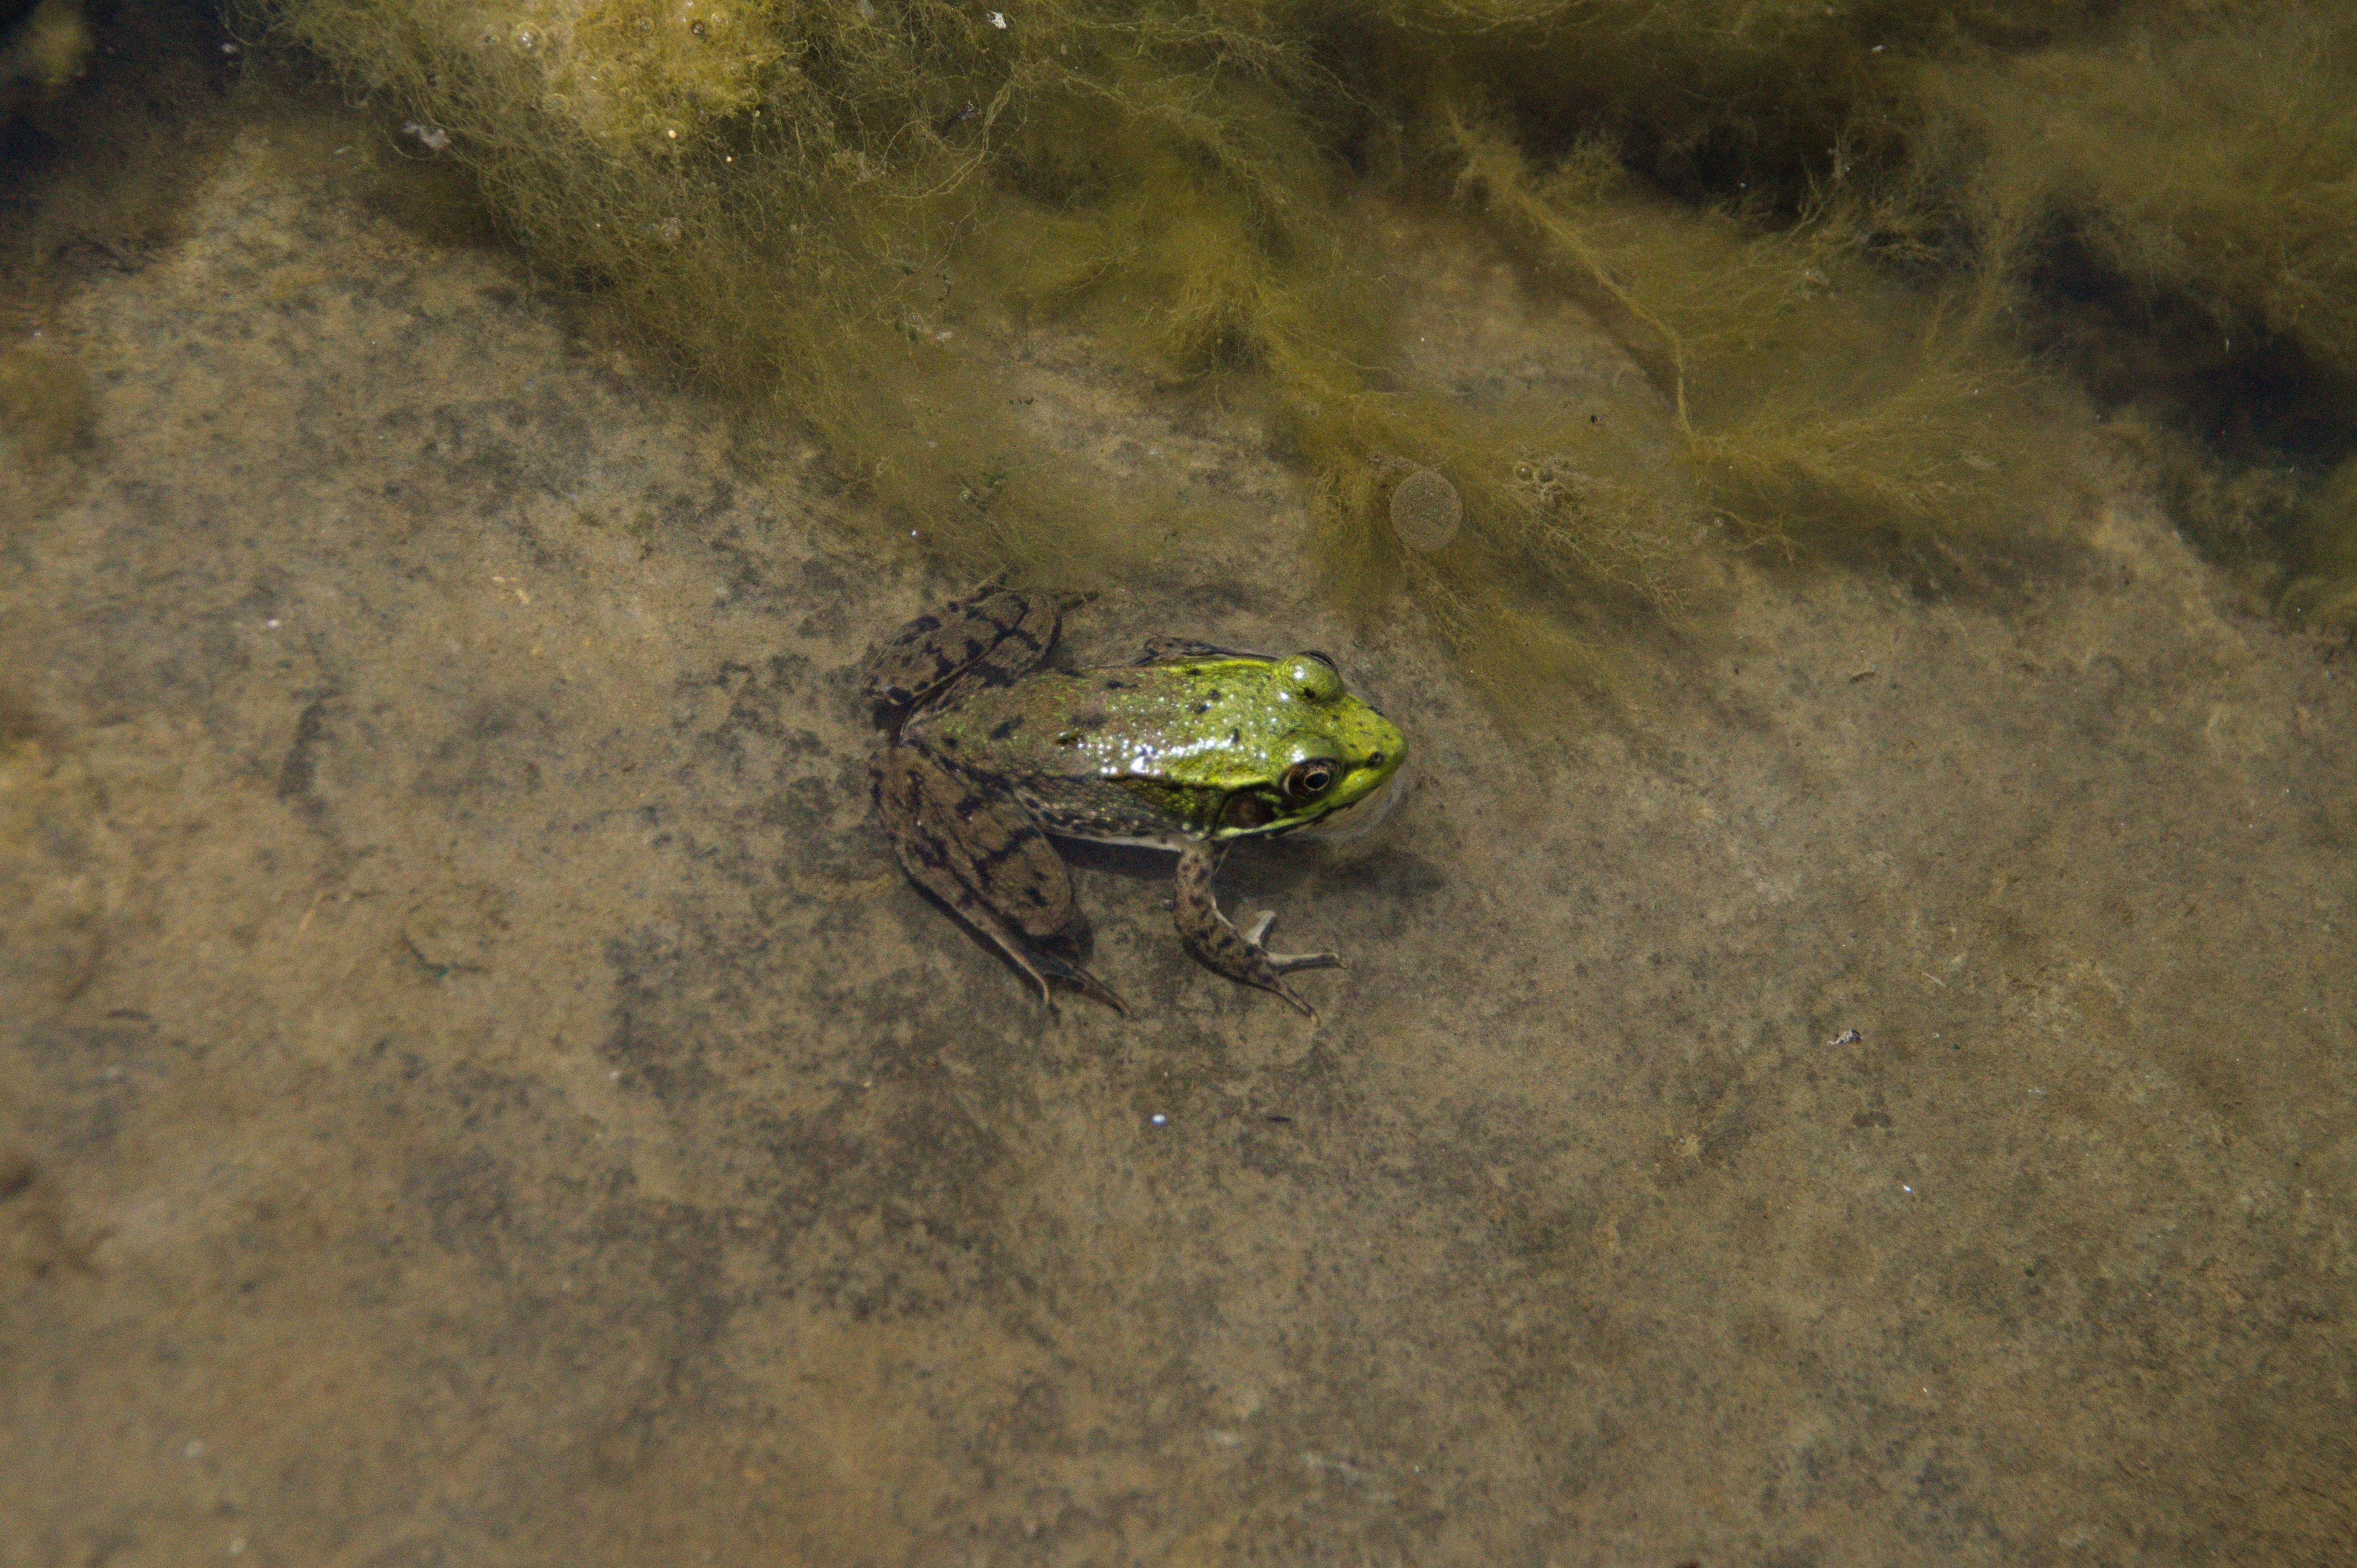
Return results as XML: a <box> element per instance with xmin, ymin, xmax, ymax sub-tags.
<box><xmin>4</xmin><ymin>32</ymin><xmax>2355</xmax><ymax>1568</ymax></box>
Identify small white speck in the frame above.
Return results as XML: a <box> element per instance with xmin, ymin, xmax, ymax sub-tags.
<box><xmin>221</xmin><ymin>41</ymin><xmax>238</xmax><ymax>54</ymax></box>
<box><xmin>264</xmin><ymin>617</ymin><xmax>280</xmax><ymax>629</ymax></box>
<box><xmin>1150</xmin><ymin>1113</ymin><xmax>1167</xmax><ymax>1127</ymax></box>
<box><xmin>608</xmin><ymin>1069</ymin><xmax>621</xmax><ymax>1081</ymax></box>
<box><xmin>1901</xmin><ymin>1184</ymin><xmax>1914</xmax><ymax>1194</ymax></box>
<box><xmin>988</xmin><ymin>10</ymin><xmax>1007</xmax><ymax>25</ymax></box>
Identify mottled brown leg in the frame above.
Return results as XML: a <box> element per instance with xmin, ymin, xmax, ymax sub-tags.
<box><xmin>865</xmin><ymin>582</ymin><xmax>1060</xmax><ymax>708</ymax></box>
<box><xmin>871</xmin><ymin>745</ymin><xmax>1126</xmax><ymax>1014</ymax></box>
<box><xmin>1171</xmin><ymin>841</ymin><xmax>1337</xmax><ymax>1018</ymax></box>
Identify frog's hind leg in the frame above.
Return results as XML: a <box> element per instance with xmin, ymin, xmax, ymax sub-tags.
<box><xmin>871</xmin><ymin>746</ymin><xmax>1126</xmax><ymax>1014</ymax></box>
<box><xmin>1172</xmin><ymin>841</ymin><xmax>1338</xmax><ymax>1018</ymax></box>
<box><xmin>867</xmin><ymin>581</ymin><xmax>1060</xmax><ymax>709</ymax></box>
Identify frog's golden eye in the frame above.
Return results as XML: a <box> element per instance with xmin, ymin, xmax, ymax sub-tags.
<box><xmin>1281</xmin><ymin>758</ymin><xmax>1339</xmax><ymax>804</ymax></box>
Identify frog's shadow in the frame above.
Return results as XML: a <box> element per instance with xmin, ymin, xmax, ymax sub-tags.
<box><xmin>905</xmin><ymin>838</ymin><xmax>1395</xmax><ymax>1008</ymax></box>
<box><xmin>1057</xmin><ymin>837</ymin><xmax>1332</xmax><ymax>900</ymax></box>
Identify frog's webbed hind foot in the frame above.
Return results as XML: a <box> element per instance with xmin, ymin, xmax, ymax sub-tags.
<box><xmin>1137</xmin><ymin>635</ymin><xmax>1261</xmax><ymax>664</ymax></box>
<box><xmin>1011</xmin><ymin>935</ymin><xmax>1129</xmax><ymax>1017</ymax></box>
<box><xmin>872</xmin><ymin>746</ymin><xmax>1126</xmax><ymax>1015</ymax></box>
<box><xmin>1172</xmin><ymin>842</ymin><xmax>1336</xmax><ymax>1018</ymax></box>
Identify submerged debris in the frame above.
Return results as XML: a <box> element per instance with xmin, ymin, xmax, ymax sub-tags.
<box><xmin>1388</xmin><ymin>466</ymin><xmax>1462</xmax><ymax>553</ymax></box>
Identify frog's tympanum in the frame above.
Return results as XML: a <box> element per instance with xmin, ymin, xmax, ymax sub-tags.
<box><xmin>865</xmin><ymin>583</ymin><xmax>1407</xmax><ymax>1016</ymax></box>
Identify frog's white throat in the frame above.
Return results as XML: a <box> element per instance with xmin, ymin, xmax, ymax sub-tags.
<box><xmin>1291</xmin><ymin>760</ymin><xmax>1410</xmax><ymax>845</ymax></box>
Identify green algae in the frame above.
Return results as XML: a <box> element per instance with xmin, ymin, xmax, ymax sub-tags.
<box><xmin>245</xmin><ymin>0</ymin><xmax>2357</xmax><ymax>713</ymax></box>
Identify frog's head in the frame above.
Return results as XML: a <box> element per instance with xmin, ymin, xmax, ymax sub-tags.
<box><xmin>1215</xmin><ymin>653</ymin><xmax>1408</xmax><ymax>839</ymax></box>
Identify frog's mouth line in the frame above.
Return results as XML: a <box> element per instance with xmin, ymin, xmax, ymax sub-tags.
<box><xmin>1292</xmin><ymin>759</ymin><xmax>1412</xmax><ymax>844</ymax></box>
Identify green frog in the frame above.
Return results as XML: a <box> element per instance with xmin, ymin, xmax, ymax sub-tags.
<box><xmin>865</xmin><ymin>582</ymin><xmax>1407</xmax><ymax>1017</ymax></box>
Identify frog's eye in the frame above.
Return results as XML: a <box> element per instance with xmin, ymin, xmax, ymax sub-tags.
<box><xmin>1281</xmin><ymin>758</ymin><xmax>1339</xmax><ymax>805</ymax></box>
<box><xmin>1278</xmin><ymin>654</ymin><xmax>1343</xmax><ymax>704</ymax></box>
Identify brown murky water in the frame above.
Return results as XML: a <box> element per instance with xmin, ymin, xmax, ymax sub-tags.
<box><xmin>5</xmin><ymin>31</ymin><xmax>2354</xmax><ymax>1568</ymax></box>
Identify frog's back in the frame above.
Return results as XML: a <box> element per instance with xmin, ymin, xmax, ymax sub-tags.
<box><xmin>910</xmin><ymin>663</ymin><xmax>1261</xmax><ymax>787</ymax></box>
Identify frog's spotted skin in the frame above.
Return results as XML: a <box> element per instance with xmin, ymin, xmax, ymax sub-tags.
<box><xmin>864</xmin><ymin>587</ymin><xmax>1057</xmax><ymax>708</ymax></box>
<box><xmin>865</xmin><ymin>583</ymin><xmax>1407</xmax><ymax>1016</ymax></box>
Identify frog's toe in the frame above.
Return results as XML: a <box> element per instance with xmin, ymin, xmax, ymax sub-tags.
<box><xmin>1263</xmin><ymin>974</ymin><xmax>1321</xmax><ymax>1020</ymax></box>
<box><xmin>1048</xmin><ymin>959</ymin><xmax>1129</xmax><ymax>1017</ymax></box>
<box><xmin>1137</xmin><ymin>635</ymin><xmax>1261</xmax><ymax>664</ymax></box>
<box><xmin>1241</xmin><ymin>910</ymin><xmax>1340</xmax><ymax>974</ymax></box>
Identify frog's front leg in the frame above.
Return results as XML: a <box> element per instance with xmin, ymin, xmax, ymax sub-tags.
<box><xmin>1172</xmin><ymin>841</ymin><xmax>1338</xmax><ymax>1018</ymax></box>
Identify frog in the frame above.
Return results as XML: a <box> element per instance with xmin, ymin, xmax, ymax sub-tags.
<box><xmin>865</xmin><ymin>582</ymin><xmax>1407</xmax><ymax>1017</ymax></box>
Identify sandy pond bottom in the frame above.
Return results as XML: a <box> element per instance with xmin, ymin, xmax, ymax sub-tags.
<box><xmin>4</xmin><ymin>117</ymin><xmax>2355</xmax><ymax>1568</ymax></box>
